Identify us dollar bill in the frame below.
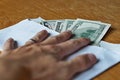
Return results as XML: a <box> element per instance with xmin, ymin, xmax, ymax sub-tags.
<box><xmin>60</xmin><ymin>19</ymin><xmax>101</xmax><ymax>32</ymax></box>
<box><xmin>54</xmin><ymin>20</ymin><xmax>65</xmax><ymax>32</ymax></box>
<box><xmin>68</xmin><ymin>19</ymin><xmax>111</xmax><ymax>44</ymax></box>
<box><xmin>30</xmin><ymin>18</ymin><xmax>111</xmax><ymax>44</ymax></box>
<box><xmin>42</xmin><ymin>20</ymin><xmax>57</xmax><ymax>30</ymax></box>
<box><xmin>30</xmin><ymin>18</ymin><xmax>57</xmax><ymax>30</ymax></box>
<box><xmin>42</xmin><ymin>20</ymin><xmax>64</xmax><ymax>30</ymax></box>
<box><xmin>60</xmin><ymin>19</ymin><xmax>75</xmax><ymax>32</ymax></box>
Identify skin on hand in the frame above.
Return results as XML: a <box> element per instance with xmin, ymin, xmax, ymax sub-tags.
<box><xmin>0</xmin><ymin>30</ymin><xmax>97</xmax><ymax>80</ymax></box>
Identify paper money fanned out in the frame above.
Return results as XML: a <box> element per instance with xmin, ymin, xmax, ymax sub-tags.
<box><xmin>30</xmin><ymin>17</ymin><xmax>111</xmax><ymax>44</ymax></box>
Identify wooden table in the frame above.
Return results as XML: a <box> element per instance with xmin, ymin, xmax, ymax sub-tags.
<box><xmin>0</xmin><ymin>0</ymin><xmax>120</xmax><ymax>80</ymax></box>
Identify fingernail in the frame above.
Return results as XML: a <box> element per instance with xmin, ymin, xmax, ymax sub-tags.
<box><xmin>88</xmin><ymin>54</ymin><xmax>97</xmax><ymax>62</ymax></box>
<box><xmin>80</xmin><ymin>38</ymin><xmax>91</xmax><ymax>45</ymax></box>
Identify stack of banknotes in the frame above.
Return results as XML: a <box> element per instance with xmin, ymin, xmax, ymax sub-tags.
<box><xmin>30</xmin><ymin>17</ymin><xmax>111</xmax><ymax>44</ymax></box>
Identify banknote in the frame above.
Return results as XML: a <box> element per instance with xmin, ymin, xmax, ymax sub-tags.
<box><xmin>41</xmin><ymin>20</ymin><xmax>57</xmax><ymax>30</ymax></box>
<box><xmin>41</xmin><ymin>20</ymin><xmax>64</xmax><ymax>30</ymax></box>
<box><xmin>30</xmin><ymin>18</ymin><xmax>111</xmax><ymax>44</ymax></box>
<box><xmin>77</xmin><ymin>18</ymin><xmax>101</xmax><ymax>23</ymax></box>
<box><xmin>60</xmin><ymin>19</ymin><xmax>75</xmax><ymax>32</ymax></box>
<box><xmin>54</xmin><ymin>20</ymin><xmax>65</xmax><ymax>32</ymax></box>
<box><xmin>30</xmin><ymin>18</ymin><xmax>57</xmax><ymax>30</ymax></box>
<box><xmin>68</xmin><ymin>19</ymin><xmax>111</xmax><ymax>44</ymax></box>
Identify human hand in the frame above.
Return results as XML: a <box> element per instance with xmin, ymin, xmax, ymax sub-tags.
<box><xmin>0</xmin><ymin>30</ymin><xmax>97</xmax><ymax>80</ymax></box>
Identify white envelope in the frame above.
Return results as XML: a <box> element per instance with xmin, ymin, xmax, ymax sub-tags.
<box><xmin>100</xmin><ymin>41</ymin><xmax>120</xmax><ymax>56</ymax></box>
<box><xmin>0</xmin><ymin>19</ymin><xmax>119</xmax><ymax>80</ymax></box>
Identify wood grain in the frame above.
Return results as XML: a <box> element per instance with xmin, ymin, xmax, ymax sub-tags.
<box><xmin>0</xmin><ymin>0</ymin><xmax>120</xmax><ymax>80</ymax></box>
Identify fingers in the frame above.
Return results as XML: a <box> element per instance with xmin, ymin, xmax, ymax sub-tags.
<box><xmin>66</xmin><ymin>54</ymin><xmax>97</xmax><ymax>77</ymax></box>
<box><xmin>25</xmin><ymin>30</ymin><xmax>49</xmax><ymax>45</ymax></box>
<box><xmin>56</xmin><ymin>38</ymin><xmax>91</xmax><ymax>59</ymax></box>
<box><xmin>3</xmin><ymin>38</ymin><xmax>17</xmax><ymax>51</ymax></box>
<box><xmin>40</xmin><ymin>31</ymin><xmax>72</xmax><ymax>45</ymax></box>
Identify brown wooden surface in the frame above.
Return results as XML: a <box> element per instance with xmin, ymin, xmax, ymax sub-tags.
<box><xmin>0</xmin><ymin>0</ymin><xmax>120</xmax><ymax>80</ymax></box>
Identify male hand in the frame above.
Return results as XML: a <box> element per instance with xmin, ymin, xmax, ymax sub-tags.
<box><xmin>0</xmin><ymin>30</ymin><xmax>97</xmax><ymax>80</ymax></box>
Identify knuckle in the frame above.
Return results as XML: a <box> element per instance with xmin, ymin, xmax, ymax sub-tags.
<box><xmin>70</xmin><ymin>39</ymin><xmax>81</xmax><ymax>45</ymax></box>
<box><xmin>53</xmin><ymin>36</ymin><xmax>62</xmax><ymax>42</ymax></box>
<box><xmin>34</xmin><ymin>34</ymin><xmax>42</xmax><ymax>40</ymax></box>
<box><xmin>80</xmin><ymin>38</ymin><xmax>90</xmax><ymax>43</ymax></box>
<box><xmin>33</xmin><ymin>43</ymin><xmax>41</xmax><ymax>47</ymax></box>
<box><xmin>47</xmin><ymin>45</ymin><xmax>63</xmax><ymax>59</ymax></box>
<box><xmin>34</xmin><ymin>36</ymin><xmax>40</xmax><ymax>41</ymax></box>
<box><xmin>49</xmin><ymin>45</ymin><xmax>62</xmax><ymax>52</ymax></box>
